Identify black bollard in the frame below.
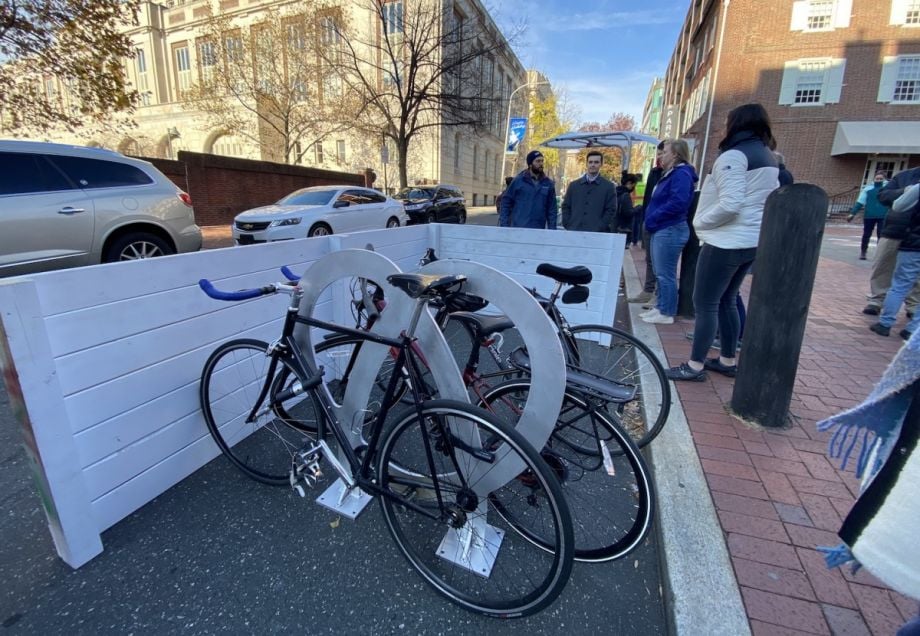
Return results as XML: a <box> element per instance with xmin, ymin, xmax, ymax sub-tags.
<box><xmin>731</xmin><ymin>184</ymin><xmax>828</xmax><ymax>428</ymax></box>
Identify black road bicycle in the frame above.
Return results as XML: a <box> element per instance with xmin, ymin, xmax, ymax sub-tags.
<box><xmin>198</xmin><ymin>272</ymin><xmax>574</xmax><ymax>617</ymax></box>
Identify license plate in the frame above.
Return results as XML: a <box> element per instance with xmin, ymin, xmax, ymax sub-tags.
<box><xmin>237</xmin><ymin>234</ymin><xmax>255</xmax><ymax>245</ymax></box>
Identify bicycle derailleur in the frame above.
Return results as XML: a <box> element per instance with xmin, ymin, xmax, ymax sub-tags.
<box><xmin>290</xmin><ymin>444</ymin><xmax>324</xmax><ymax>497</ymax></box>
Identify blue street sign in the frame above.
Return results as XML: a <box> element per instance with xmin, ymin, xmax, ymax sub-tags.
<box><xmin>506</xmin><ymin>117</ymin><xmax>527</xmax><ymax>153</ymax></box>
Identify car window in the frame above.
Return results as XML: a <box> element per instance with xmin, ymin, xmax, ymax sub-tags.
<box><xmin>395</xmin><ymin>187</ymin><xmax>432</xmax><ymax>200</ymax></box>
<box><xmin>366</xmin><ymin>192</ymin><xmax>387</xmax><ymax>203</ymax></box>
<box><xmin>448</xmin><ymin>188</ymin><xmax>463</xmax><ymax>199</ymax></box>
<box><xmin>0</xmin><ymin>152</ymin><xmax>76</xmax><ymax>195</ymax></box>
<box><xmin>279</xmin><ymin>189</ymin><xmax>335</xmax><ymax>206</ymax></box>
<box><xmin>343</xmin><ymin>190</ymin><xmax>371</xmax><ymax>205</ymax></box>
<box><xmin>48</xmin><ymin>156</ymin><xmax>154</xmax><ymax>189</ymax></box>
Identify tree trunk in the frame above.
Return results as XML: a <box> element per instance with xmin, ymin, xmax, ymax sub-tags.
<box><xmin>397</xmin><ymin>138</ymin><xmax>409</xmax><ymax>189</ymax></box>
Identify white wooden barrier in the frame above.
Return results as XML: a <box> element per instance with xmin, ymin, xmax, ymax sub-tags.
<box><xmin>0</xmin><ymin>224</ymin><xmax>623</xmax><ymax>567</ymax></box>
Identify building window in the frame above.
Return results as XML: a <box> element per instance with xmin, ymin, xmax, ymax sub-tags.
<box><xmin>135</xmin><ymin>48</ymin><xmax>151</xmax><ymax>105</ymax></box>
<box><xmin>472</xmin><ymin>145</ymin><xmax>478</xmax><ymax>177</ymax></box>
<box><xmin>454</xmin><ymin>134</ymin><xmax>461</xmax><ymax>172</ymax></box>
<box><xmin>806</xmin><ymin>0</ymin><xmax>834</xmax><ymax>29</ymax></box>
<box><xmin>315</xmin><ymin>142</ymin><xmax>324</xmax><ymax>164</ymax></box>
<box><xmin>779</xmin><ymin>58</ymin><xmax>846</xmax><ymax>106</ymax></box>
<box><xmin>891</xmin><ymin>0</ymin><xmax>920</xmax><ymax>25</ymax></box>
<box><xmin>382</xmin><ymin>1</ymin><xmax>403</xmax><ymax>35</ymax></box>
<box><xmin>198</xmin><ymin>41</ymin><xmax>217</xmax><ymax>84</ymax></box>
<box><xmin>794</xmin><ymin>60</ymin><xmax>827</xmax><ymax>103</ymax></box>
<box><xmin>879</xmin><ymin>55</ymin><xmax>920</xmax><ymax>103</ymax></box>
<box><xmin>175</xmin><ymin>45</ymin><xmax>192</xmax><ymax>95</ymax></box>
<box><xmin>336</xmin><ymin>140</ymin><xmax>346</xmax><ymax>164</ymax></box>
<box><xmin>790</xmin><ymin>0</ymin><xmax>851</xmax><ymax>31</ymax></box>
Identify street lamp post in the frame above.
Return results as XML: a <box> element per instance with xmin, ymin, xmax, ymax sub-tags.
<box><xmin>502</xmin><ymin>80</ymin><xmax>550</xmax><ymax>178</ymax></box>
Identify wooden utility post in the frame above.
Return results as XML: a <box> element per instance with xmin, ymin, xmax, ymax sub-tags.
<box><xmin>731</xmin><ymin>184</ymin><xmax>828</xmax><ymax>427</ymax></box>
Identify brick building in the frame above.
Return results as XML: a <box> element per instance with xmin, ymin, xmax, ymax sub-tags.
<box><xmin>653</xmin><ymin>0</ymin><xmax>920</xmax><ymax>197</ymax></box>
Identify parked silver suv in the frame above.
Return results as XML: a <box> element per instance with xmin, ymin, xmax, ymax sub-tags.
<box><xmin>0</xmin><ymin>140</ymin><xmax>202</xmax><ymax>277</ymax></box>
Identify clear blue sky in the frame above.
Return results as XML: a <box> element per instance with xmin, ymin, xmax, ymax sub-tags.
<box><xmin>493</xmin><ymin>0</ymin><xmax>689</xmax><ymax>128</ymax></box>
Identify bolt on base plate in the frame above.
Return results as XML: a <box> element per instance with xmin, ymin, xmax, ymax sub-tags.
<box><xmin>316</xmin><ymin>478</ymin><xmax>373</xmax><ymax>520</ymax></box>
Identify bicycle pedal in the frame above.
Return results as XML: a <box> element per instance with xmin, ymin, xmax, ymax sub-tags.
<box><xmin>293</xmin><ymin>483</ymin><xmax>306</xmax><ymax>498</ymax></box>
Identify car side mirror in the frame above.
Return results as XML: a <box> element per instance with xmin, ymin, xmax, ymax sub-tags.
<box><xmin>333</xmin><ymin>200</ymin><xmax>350</xmax><ymax>208</ymax></box>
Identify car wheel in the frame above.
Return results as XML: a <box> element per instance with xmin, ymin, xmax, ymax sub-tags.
<box><xmin>308</xmin><ymin>223</ymin><xmax>333</xmax><ymax>237</ymax></box>
<box><xmin>427</xmin><ymin>211</ymin><xmax>437</xmax><ymax>224</ymax></box>
<box><xmin>386</xmin><ymin>216</ymin><xmax>400</xmax><ymax>229</ymax></box>
<box><xmin>457</xmin><ymin>208</ymin><xmax>467</xmax><ymax>224</ymax></box>
<box><xmin>103</xmin><ymin>232</ymin><xmax>174</xmax><ymax>263</ymax></box>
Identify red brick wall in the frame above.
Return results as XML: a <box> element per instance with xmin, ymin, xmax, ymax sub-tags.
<box><xmin>672</xmin><ymin>0</ymin><xmax>920</xmax><ymax>197</ymax></box>
<box><xmin>143</xmin><ymin>151</ymin><xmax>364</xmax><ymax>226</ymax></box>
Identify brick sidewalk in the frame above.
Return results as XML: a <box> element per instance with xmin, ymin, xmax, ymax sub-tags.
<box><xmin>630</xmin><ymin>242</ymin><xmax>917</xmax><ymax>635</ymax></box>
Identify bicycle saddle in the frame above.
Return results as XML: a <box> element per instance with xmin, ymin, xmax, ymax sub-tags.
<box><xmin>536</xmin><ymin>263</ymin><xmax>593</xmax><ymax>285</ymax></box>
<box><xmin>386</xmin><ymin>272</ymin><xmax>466</xmax><ymax>299</ymax></box>
<box><xmin>449</xmin><ymin>311</ymin><xmax>514</xmax><ymax>337</ymax></box>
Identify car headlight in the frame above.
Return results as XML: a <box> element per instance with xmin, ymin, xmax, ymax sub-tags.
<box><xmin>405</xmin><ymin>203</ymin><xmax>428</xmax><ymax>211</ymax></box>
<box><xmin>270</xmin><ymin>217</ymin><xmax>302</xmax><ymax>227</ymax></box>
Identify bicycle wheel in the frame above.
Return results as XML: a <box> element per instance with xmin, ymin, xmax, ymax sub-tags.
<box><xmin>562</xmin><ymin>325</ymin><xmax>670</xmax><ymax>448</ymax></box>
<box><xmin>377</xmin><ymin>400</ymin><xmax>574</xmax><ymax>618</ymax></box>
<box><xmin>479</xmin><ymin>380</ymin><xmax>656</xmax><ymax>562</ymax></box>
<box><xmin>200</xmin><ymin>339</ymin><xmax>323</xmax><ymax>486</ymax></box>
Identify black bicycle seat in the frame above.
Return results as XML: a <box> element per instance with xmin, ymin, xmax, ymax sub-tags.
<box><xmin>536</xmin><ymin>263</ymin><xmax>593</xmax><ymax>285</ymax></box>
<box><xmin>386</xmin><ymin>273</ymin><xmax>466</xmax><ymax>299</ymax></box>
<box><xmin>450</xmin><ymin>312</ymin><xmax>514</xmax><ymax>337</ymax></box>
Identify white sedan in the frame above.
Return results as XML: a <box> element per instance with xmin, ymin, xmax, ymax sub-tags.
<box><xmin>232</xmin><ymin>185</ymin><xmax>408</xmax><ymax>244</ymax></box>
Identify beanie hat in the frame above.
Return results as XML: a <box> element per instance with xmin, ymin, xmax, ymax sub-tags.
<box><xmin>526</xmin><ymin>150</ymin><xmax>543</xmax><ymax>165</ymax></box>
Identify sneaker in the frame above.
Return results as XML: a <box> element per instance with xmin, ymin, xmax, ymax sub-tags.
<box><xmin>639</xmin><ymin>307</ymin><xmax>660</xmax><ymax>319</ymax></box>
<box><xmin>643</xmin><ymin>312</ymin><xmax>674</xmax><ymax>325</ymax></box>
<box><xmin>666</xmin><ymin>362</ymin><xmax>706</xmax><ymax>382</ymax></box>
<box><xmin>862</xmin><ymin>305</ymin><xmax>881</xmax><ymax>316</ymax></box>
<box><xmin>627</xmin><ymin>291</ymin><xmax>653</xmax><ymax>304</ymax></box>
<box><xmin>900</xmin><ymin>329</ymin><xmax>912</xmax><ymax>341</ymax></box>
<box><xmin>704</xmin><ymin>357</ymin><xmax>737</xmax><ymax>377</ymax></box>
<box><xmin>869</xmin><ymin>323</ymin><xmax>891</xmax><ymax>337</ymax></box>
<box><xmin>684</xmin><ymin>330</ymin><xmax>695</xmax><ymax>341</ymax></box>
<box><xmin>710</xmin><ymin>337</ymin><xmax>742</xmax><ymax>352</ymax></box>
<box><xmin>907</xmin><ymin>311</ymin><xmax>915</xmax><ymax>320</ymax></box>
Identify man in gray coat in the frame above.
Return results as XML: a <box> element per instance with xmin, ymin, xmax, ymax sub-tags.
<box><xmin>561</xmin><ymin>150</ymin><xmax>617</xmax><ymax>232</ymax></box>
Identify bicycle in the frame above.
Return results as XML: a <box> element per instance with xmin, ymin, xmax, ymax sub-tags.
<box><xmin>198</xmin><ymin>271</ymin><xmax>575</xmax><ymax>617</ymax></box>
<box><xmin>279</xmin><ymin>258</ymin><xmax>660</xmax><ymax>562</ymax></box>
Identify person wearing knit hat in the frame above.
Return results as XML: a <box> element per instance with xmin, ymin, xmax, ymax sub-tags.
<box><xmin>499</xmin><ymin>149</ymin><xmax>558</xmax><ymax>229</ymax></box>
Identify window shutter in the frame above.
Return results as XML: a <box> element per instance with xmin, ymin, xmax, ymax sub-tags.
<box><xmin>878</xmin><ymin>56</ymin><xmax>898</xmax><ymax>102</ymax></box>
<box><xmin>891</xmin><ymin>0</ymin><xmax>909</xmax><ymax>25</ymax></box>
<box><xmin>824</xmin><ymin>58</ymin><xmax>846</xmax><ymax>103</ymax></box>
<box><xmin>834</xmin><ymin>0</ymin><xmax>853</xmax><ymax>27</ymax></box>
<box><xmin>790</xmin><ymin>0</ymin><xmax>808</xmax><ymax>30</ymax></box>
<box><xmin>779</xmin><ymin>61</ymin><xmax>799</xmax><ymax>105</ymax></box>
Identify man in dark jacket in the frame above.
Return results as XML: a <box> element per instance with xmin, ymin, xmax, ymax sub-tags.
<box><xmin>499</xmin><ymin>150</ymin><xmax>558</xmax><ymax>229</ymax></box>
<box><xmin>869</xmin><ymin>167</ymin><xmax>920</xmax><ymax>339</ymax></box>
<box><xmin>561</xmin><ymin>151</ymin><xmax>617</xmax><ymax>232</ymax></box>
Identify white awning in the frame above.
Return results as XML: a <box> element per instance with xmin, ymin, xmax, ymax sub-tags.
<box><xmin>831</xmin><ymin>121</ymin><xmax>920</xmax><ymax>156</ymax></box>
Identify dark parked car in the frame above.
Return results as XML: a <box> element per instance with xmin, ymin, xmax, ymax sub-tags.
<box><xmin>394</xmin><ymin>185</ymin><xmax>467</xmax><ymax>224</ymax></box>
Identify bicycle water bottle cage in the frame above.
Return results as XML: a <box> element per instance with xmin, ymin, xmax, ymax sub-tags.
<box><xmin>535</xmin><ymin>263</ymin><xmax>592</xmax><ymax>285</ymax></box>
<box><xmin>561</xmin><ymin>285</ymin><xmax>590</xmax><ymax>305</ymax></box>
<box><xmin>387</xmin><ymin>272</ymin><xmax>466</xmax><ymax>299</ymax></box>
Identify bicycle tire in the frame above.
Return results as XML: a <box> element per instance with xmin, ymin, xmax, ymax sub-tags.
<box><xmin>479</xmin><ymin>380</ymin><xmax>656</xmax><ymax>562</ymax></box>
<box><xmin>377</xmin><ymin>399</ymin><xmax>574</xmax><ymax>618</ymax></box>
<box><xmin>561</xmin><ymin>325</ymin><xmax>670</xmax><ymax>449</ymax></box>
<box><xmin>199</xmin><ymin>338</ymin><xmax>323</xmax><ymax>486</ymax></box>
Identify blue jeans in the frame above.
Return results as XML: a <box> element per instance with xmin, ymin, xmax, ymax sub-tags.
<box><xmin>880</xmin><ymin>250</ymin><xmax>920</xmax><ymax>334</ymax></box>
<box><xmin>650</xmin><ymin>223</ymin><xmax>689</xmax><ymax>316</ymax></box>
<box><xmin>690</xmin><ymin>244</ymin><xmax>756</xmax><ymax>361</ymax></box>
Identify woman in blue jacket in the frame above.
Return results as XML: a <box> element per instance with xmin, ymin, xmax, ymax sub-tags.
<box><xmin>640</xmin><ymin>139</ymin><xmax>698</xmax><ymax>324</ymax></box>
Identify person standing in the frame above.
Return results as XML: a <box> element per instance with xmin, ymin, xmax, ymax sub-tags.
<box><xmin>499</xmin><ymin>150</ymin><xmax>558</xmax><ymax>229</ymax></box>
<box><xmin>849</xmin><ymin>171</ymin><xmax>890</xmax><ymax>260</ymax></box>
<box><xmin>495</xmin><ymin>176</ymin><xmax>513</xmax><ymax>214</ymax></box>
<box><xmin>561</xmin><ymin>151</ymin><xmax>617</xmax><ymax>232</ymax></box>
<box><xmin>615</xmin><ymin>174</ymin><xmax>639</xmax><ymax>242</ymax></box>
<box><xmin>628</xmin><ymin>143</ymin><xmax>665</xmax><ymax>304</ymax></box>
<box><xmin>870</xmin><ymin>167</ymin><xmax>920</xmax><ymax>340</ymax></box>
<box><xmin>640</xmin><ymin>139</ymin><xmax>698</xmax><ymax>325</ymax></box>
<box><xmin>666</xmin><ymin>103</ymin><xmax>779</xmax><ymax>381</ymax></box>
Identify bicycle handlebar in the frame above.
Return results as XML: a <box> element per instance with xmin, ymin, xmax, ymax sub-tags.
<box><xmin>198</xmin><ymin>278</ymin><xmax>279</xmax><ymax>301</ymax></box>
<box><xmin>280</xmin><ymin>265</ymin><xmax>299</xmax><ymax>282</ymax></box>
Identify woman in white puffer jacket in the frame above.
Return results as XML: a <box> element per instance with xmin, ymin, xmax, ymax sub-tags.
<box><xmin>666</xmin><ymin>103</ymin><xmax>780</xmax><ymax>382</ymax></box>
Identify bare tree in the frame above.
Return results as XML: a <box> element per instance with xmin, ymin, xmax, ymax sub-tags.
<box><xmin>329</xmin><ymin>0</ymin><xmax>520</xmax><ymax>188</ymax></box>
<box><xmin>577</xmin><ymin>112</ymin><xmax>639</xmax><ymax>180</ymax></box>
<box><xmin>0</xmin><ymin>0</ymin><xmax>140</xmax><ymax>134</ymax></box>
<box><xmin>183</xmin><ymin>3</ymin><xmax>354</xmax><ymax>164</ymax></box>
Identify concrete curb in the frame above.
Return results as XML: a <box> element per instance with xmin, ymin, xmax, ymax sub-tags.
<box><xmin>622</xmin><ymin>254</ymin><xmax>751</xmax><ymax>636</ymax></box>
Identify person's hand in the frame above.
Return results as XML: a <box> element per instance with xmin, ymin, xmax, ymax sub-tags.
<box><xmin>847</xmin><ymin>215</ymin><xmax>854</xmax><ymax>223</ymax></box>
